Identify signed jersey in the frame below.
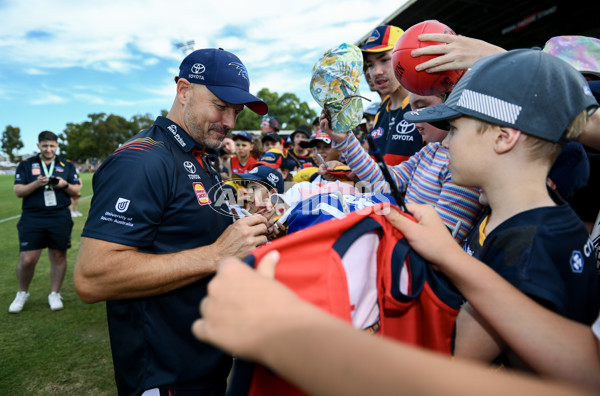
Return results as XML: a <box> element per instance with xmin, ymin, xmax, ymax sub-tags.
<box><xmin>228</xmin><ymin>204</ymin><xmax>462</xmax><ymax>396</ymax></box>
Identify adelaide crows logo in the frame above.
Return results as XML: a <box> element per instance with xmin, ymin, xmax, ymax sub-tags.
<box><xmin>228</xmin><ymin>62</ymin><xmax>248</xmax><ymax>80</ymax></box>
<box><xmin>366</xmin><ymin>29</ymin><xmax>380</xmax><ymax>44</ymax></box>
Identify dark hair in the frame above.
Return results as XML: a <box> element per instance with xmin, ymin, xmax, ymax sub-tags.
<box><xmin>38</xmin><ymin>130</ymin><xmax>58</xmax><ymax>142</ymax></box>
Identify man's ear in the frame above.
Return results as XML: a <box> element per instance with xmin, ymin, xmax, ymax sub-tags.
<box><xmin>176</xmin><ymin>79</ymin><xmax>193</xmax><ymax>104</ymax></box>
<box><xmin>494</xmin><ymin>126</ymin><xmax>521</xmax><ymax>154</ymax></box>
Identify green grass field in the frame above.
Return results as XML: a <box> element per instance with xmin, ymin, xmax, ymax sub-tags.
<box><xmin>0</xmin><ymin>173</ymin><xmax>116</xmax><ymax>395</ymax></box>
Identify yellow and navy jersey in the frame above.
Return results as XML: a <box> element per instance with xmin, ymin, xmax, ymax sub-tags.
<box><xmin>286</xmin><ymin>147</ymin><xmax>316</xmax><ymax>169</ymax></box>
<box><xmin>370</xmin><ymin>95</ymin><xmax>423</xmax><ymax>166</ymax></box>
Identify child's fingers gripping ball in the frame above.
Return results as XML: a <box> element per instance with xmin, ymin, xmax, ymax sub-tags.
<box><xmin>392</xmin><ymin>20</ymin><xmax>465</xmax><ymax>96</ymax></box>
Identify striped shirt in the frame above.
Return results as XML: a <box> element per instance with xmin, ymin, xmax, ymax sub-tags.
<box><xmin>334</xmin><ymin>133</ymin><xmax>484</xmax><ymax>242</ymax></box>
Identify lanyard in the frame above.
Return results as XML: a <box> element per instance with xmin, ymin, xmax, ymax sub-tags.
<box><xmin>41</xmin><ymin>158</ymin><xmax>55</xmax><ymax>177</ymax></box>
<box><xmin>41</xmin><ymin>159</ymin><xmax>55</xmax><ymax>190</ymax></box>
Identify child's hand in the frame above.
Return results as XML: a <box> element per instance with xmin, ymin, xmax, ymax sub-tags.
<box><xmin>319</xmin><ymin>110</ymin><xmax>349</xmax><ymax>144</ymax></box>
<box><xmin>317</xmin><ymin>160</ymin><xmax>344</xmax><ymax>181</ymax></box>
<box><xmin>385</xmin><ymin>204</ymin><xmax>466</xmax><ymax>272</ymax></box>
<box><xmin>412</xmin><ymin>34</ymin><xmax>505</xmax><ymax>73</ymax></box>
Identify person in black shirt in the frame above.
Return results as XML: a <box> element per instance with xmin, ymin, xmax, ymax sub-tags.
<box><xmin>9</xmin><ymin>130</ymin><xmax>81</xmax><ymax>313</ymax></box>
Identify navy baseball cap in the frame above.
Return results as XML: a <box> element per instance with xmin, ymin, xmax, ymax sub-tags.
<box><xmin>233</xmin><ymin>131</ymin><xmax>254</xmax><ymax>142</ymax></box>
<box><xmin>404</xmin><ymin>49</ymin><xmax>598</xmax><ymax>143</ymax></box>
<box><xmin>261</xmin><ymin>132</ymin><xmax>282</xmax><ymax>143</ymax></box>
<box><xmin>176</xmin><ymin>48</ymin><xmax>268</xmax><ymax>115</ymax></box>
<box><xmin>234</xmin><ymin>165</ymin><xmax>284</xmax><ymax>193</ymax></box>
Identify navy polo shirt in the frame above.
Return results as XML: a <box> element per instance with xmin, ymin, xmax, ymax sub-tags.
<box><xmin>463</xmin><ymin>202</ymin><xmax>600</xmax><ymax>326</ymax></box>
<box><xmin>82</xmin><ymin>116</ymin><xmax>234</xmax><ymax>395</ymax></box>
<box><xmin>14</xmin><ymin>154</ymin><xmax>80</xmax><ymax>218</ymax></box>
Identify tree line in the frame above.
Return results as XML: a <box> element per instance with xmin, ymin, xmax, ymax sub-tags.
<box><xmin>1</xmin><ymin>88</ymin><xmax>317</xmax><ymax>163</ymax></box>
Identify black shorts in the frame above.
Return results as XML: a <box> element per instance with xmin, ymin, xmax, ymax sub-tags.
<box><xmin>17</xmin><ymin>216</ymin><xmax>74</xmax><ymax>251</ymax></box>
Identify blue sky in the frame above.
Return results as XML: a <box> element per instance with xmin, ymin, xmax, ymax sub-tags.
<box><xmin>0</xmin><ymin>0</ymin><xmax>406</xmax><ymax>156</ymax></box>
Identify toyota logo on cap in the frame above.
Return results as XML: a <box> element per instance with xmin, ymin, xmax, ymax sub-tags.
<box><xmin>191</xmin><ymin>63</ymin><xmax>205</xmax><ymax>74</ymax></box>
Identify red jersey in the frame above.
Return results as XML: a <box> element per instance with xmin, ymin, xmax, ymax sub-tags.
<box><xmin>229</xmin><ymin>204</ymin><xmax>462</xmax><ymax>396</ymax></box>
<box><xmin>230</xmin><ymin>155</ymin><xmax>258</xmax><ymax>175</ymax></box>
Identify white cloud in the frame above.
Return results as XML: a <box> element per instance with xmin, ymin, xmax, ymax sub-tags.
<box><xmin>0</xmin><ymin>0</ymin><xmax>404</xmax><ymax>73</ymax></box>
<box><xmin>30</xmin><ymin>92</ymin><xmax>66</xmax><ymax>105</ymax></box>
<box><xmin>71</xmin><ymin>85</ymin><xmax>116</xmax><ymax>94</ymax></box>
<box><xmin>24</xmin><ymin>68</ymin><xmax>48</xmax><ymax>75</ymax></box>
<box><xmin>144</xmin><ymin>57</ymin><xmax>159</xmax><ymax>66</ymax></box>
<box><xmin>0</xmin><ymin>0</ymin><xmax>407</xmax><ymax>153</ymax></box>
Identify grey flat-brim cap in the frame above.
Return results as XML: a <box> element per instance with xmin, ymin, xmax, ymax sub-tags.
<box><xmin>404</xmin><ymin>49</ymin><xmax>598</xmax><ymax>143</ymax></box>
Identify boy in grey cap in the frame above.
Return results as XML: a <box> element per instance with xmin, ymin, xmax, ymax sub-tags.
<box><xmin>404</xmin><ymin>49</ymin><xmax>599</xmax><ymax>367</ymax></box>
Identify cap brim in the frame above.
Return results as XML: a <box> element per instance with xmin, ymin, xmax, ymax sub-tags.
<box><xmin>360</xmin><ymin>45</ymin><xmax>394</xmax><ymax>53</ymax></box>
<box><xmin>403</xmin><ymin>104</ymin><xmax>462</xmax><ymax>125</ymax></box>
<box><xmin>302</xmin><ymin>138</ymin><xmax>331</xmax><ymax>148</ymax></box>
<box><xmin>206</xmin><ymin>86</ymin><xmax>268</xmax><ymax>115</ymax></box>
<box><xmin>232</xmin><ymin>173</ymin><xmax>273</xmax><ymax>191</ymax></box>
<box><xmin>233</xmin><ymin>172</ymin><xmax>262</xmax><ymax>183</ymax></box>
<box><xmin>327</xmin><ymin>166</ymin><xmax>352</xmax><ymax>175</ymax></box>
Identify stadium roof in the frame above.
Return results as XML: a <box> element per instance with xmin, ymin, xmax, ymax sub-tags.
<box><xmin>357</xmin><ymin>0</ymin><xmax>600</xmax><ymax>51</ymax></box>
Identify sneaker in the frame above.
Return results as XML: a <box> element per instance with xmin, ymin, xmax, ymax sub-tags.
<box><xmin>8</xmin><ymin>291</ymin><xmax>30</xmax><ymax>313</ymax></box>
<box><xmin>75</xmin><ymin>211</ymin><xmax>83</xmax><ymax>217</ymax></box>
<box><xmin>48</xmin><ymin>292</ymin><xmax>64</xmax><ymax>311</ymax></box>
<box><xmin>71</xmin><ymin>211</ymin><xmax>77</xmax><ymax>217</ymax></box>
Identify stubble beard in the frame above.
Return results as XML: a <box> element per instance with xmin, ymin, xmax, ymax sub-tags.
<box><xmin>184</xmin><ymin>110</ymin><xmax>230</xmax><ymax>150</ymax></box>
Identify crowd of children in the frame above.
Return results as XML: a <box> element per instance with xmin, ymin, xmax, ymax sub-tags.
<box><xmin>196</xmin><ymin>25</ymin><xmax>600</xmax><ymax>396</ymax></box>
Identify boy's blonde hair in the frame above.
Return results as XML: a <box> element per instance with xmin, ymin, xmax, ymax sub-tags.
<box><xmin>474</xmin><ymin>110</ymin><xmax>590</xmax><ymax>164</ymax></box>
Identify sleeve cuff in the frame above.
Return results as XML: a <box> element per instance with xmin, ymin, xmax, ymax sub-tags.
<box><xmin>331</xmin><ymin>133</ymin><xmax>352</xmax><ymax>151</ymax></box>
